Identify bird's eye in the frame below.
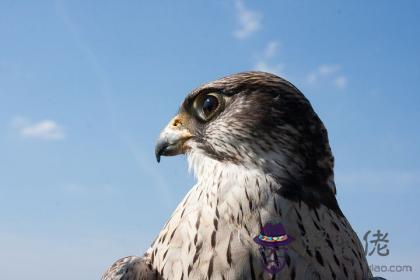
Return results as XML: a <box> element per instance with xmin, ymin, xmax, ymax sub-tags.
<box><xmin>193</xmin><ymin>93</ymin><xmax>224</xmax><ymax>121</ymax></box>
<box><xmin>202</xmin><ymin>95</ymin><xmax>219</xmax><ymax>116</ymax></box>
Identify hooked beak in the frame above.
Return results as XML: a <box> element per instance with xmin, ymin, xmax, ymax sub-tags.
<box><xmin>155</xmin><ymin>115</ymin><xmax>192</xmax><ymax>163</ymax></box>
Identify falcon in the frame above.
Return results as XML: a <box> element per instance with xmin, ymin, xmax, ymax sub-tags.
<box><xmin>102</xmin><ymin>72</ymin><xmax>375</xmax><ymax>279</ymax></box>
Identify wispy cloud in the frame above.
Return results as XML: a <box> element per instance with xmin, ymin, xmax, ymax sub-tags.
<box><xmin>333</xmin><ymin>76</ymin><xmax>348</xmax><ymax>89</ymax></box>
<box><xmin>318</xmin><ymin>64</ymin><xmax>340</xmax><ymax>76</ymax></box>
<box><xmin>254</xmin><ymin>41</ymin><xmax>284</xmax><ymax>76</ymax></box>
<box><xmin>233</xmin><ymin>0</ymin><xmax>262</xmax><ymax>39</ymax></box>
<box><xmin>11</xmin><ymin>117</ymin><xmax>65</xmax><ymax>140</ymax></box>
<box><xmin>306</xmin><ymin>64</ymin><xmax>348</xmax><ymax>90</ymax></box>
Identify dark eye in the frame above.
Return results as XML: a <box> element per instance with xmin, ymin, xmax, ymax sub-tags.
<box><xmin>202</xmin><ymin>95</ymin><xmax>219</xmax><ymax>117</ymax></box>
<box><xmin>193</xmin><ymin>93</ymin><xmax>224</xmax><ymax>121</ymax></box>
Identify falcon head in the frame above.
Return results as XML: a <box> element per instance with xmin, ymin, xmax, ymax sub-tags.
<box><xmin>155</xmin><ymin>72</ymin><xmax>338</xmax><ymax>211</ymax></box>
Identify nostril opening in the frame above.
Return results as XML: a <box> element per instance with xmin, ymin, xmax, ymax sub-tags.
<box><xmin>172</xmin><ymin>119</ymin><xmax>182</xmax><ymax>127</ymax></box>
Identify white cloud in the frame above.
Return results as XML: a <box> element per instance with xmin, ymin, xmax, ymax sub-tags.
<box><xmin>254</xmin><ymin>41</ymin><xmax>284</xmax><ymax>76</ymax></box>
<box><xmin>233</xmin><ymin>0</ymin><xmax>262</xmax><ymax>39</ymax></box>
<box><xmin>333</xmin><ymin>76</ymin><xmax>348</xmax><ymax>89</ymax></box>
<box><xmin>255</xmin><ymin>61</ymin><xmax>284</xmax><ymax>76</ymax></box>
<box><xmin>318</xmin><ymin>64</ymin><xmax>340</xmax><ymax>76</ymax></box>
<box><xmin>306</xmin><ymin>64</ymin><xmax>348</xmax><ymax>90</ymax></box>
<box><xmin>11</xmin><ymin>117</ymin><xmax>65</xmax><ymax>140</ymax></box>
<box><xmin>263</xmin><ymin>41</ymin><xmax>279</xmax><ymax>58</ymax></box>
<box><xmin>306</xmin><ymin>73</ymin><xmax>317</xmax><ymax>84</ymax></box>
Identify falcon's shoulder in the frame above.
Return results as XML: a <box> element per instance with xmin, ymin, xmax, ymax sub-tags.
<box><xmin>101</xmin><ymin>255</ymin><xmax>161</xmax><ymax>280</ymax></box>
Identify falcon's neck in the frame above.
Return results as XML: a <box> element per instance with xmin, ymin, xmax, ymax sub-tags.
<box><xmin>186</xmin><ymin>149</ymin><xmax>341</xmax><ymax>225</ymax></box>
<box><xmin>186</xmin><ymin>151</ymin><xmax>281</xmax><ymax>224</ymax></box>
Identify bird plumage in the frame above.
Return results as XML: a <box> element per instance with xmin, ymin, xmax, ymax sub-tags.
<box><xmin>102</xmin><ymin>256</ymin><xmax>161</xmax><ymax>280</ymax></box>
<box><xmin>102</xmin><ymin>72</ymin><xmax>373</xmax><ymax>279</ymax></box>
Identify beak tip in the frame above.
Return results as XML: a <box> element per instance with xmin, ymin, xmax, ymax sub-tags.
<box><xmin>155</xmin><ymin>147</ymin><xmax>162</xmax><ymax>163</ymax></box>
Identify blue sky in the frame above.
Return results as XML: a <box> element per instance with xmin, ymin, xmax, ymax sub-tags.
<box><xmin>1</xmin><ymin>1</ymin><xmax>419</xmax><ymax>279</ymax></box>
